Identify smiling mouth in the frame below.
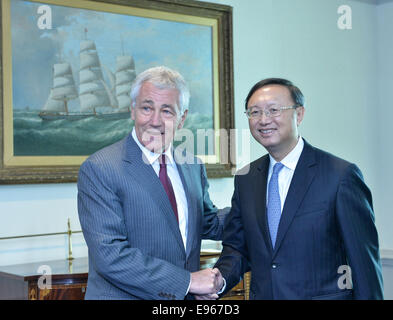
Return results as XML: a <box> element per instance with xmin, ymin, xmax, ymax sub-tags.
<box><xmin>146</xmin><ymin>130</ymin><xmax>165</xmax><ymax>136</ymax></box>
<box><xmin>140</xmin><ymin>131</ymin><xmax>165</xmax><ymax>144</ymax></box>
<box><xmin>259</xmin><ymin>129</ymin><xmax>276</xmax><ymax>135</ymax></box>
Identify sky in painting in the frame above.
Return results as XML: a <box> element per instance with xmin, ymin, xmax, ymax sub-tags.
<box><xmin>10</xmin><ymin>0</ymin><xmax>214</xmax><ymax>115</ymax></box>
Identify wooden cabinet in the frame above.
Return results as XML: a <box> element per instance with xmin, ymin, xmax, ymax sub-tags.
<box><xmin>0</xmin><ymin>258</ymin><xmax>88</xmax><ymax>300</ymax></box>
<box><xmin>0</xmin><ymin>255</ymin><xmax>250</xmax><ymax>300</ymax></box>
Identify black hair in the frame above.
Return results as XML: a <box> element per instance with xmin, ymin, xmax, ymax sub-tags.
<box><xmin>245</xmin><ymin>78</ymin><xmax>304</xmax><ymax>109</ymax></box>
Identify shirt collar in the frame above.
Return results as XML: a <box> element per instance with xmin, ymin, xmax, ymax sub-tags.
<box><xmin>269</xmin><ymin>136</ymin><xmax>304</xmax><ymax>171</ymax></box>
<box><xmin>131</xmin><ymin>128</ymin><xmax>175</xmax><ymax>166</ymax></box>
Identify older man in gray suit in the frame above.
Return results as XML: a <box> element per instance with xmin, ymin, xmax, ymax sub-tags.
<box><xmin>78</xmin><ymin>66</ymin><xmax>225</xmax><ymax>300</ymax></box>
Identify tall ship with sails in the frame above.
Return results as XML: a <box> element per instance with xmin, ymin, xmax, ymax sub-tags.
<box><xmin>39</xmin><ymin>33</ymin><xmax>136</xmax><ymax>121</ymax></box>
<box><xmin>39</xmin><ymin>62</ymin><xmax>81</xmax><ymax>120</ymax></box>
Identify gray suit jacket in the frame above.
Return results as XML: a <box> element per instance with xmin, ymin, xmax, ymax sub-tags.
<box><xmin>77</xmin><ymin>133</ymin><xmax>226</xmax><ymax>300</ymax></box>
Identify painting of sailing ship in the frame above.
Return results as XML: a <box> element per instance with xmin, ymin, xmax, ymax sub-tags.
<box><xmin>39</xmin><ymin>31</ymin><xmax>136</xmax><ymax>121</ymax></box>
<box><xmin>10</xmin><ymin>0</ymin><xmax>215</xmax><ymax>156</ymax></box>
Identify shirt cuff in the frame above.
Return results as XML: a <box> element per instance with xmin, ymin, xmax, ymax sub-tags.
<box><xmin>185</xmin><ymin>273</ymin><xmax>192</xmax><ymax>296</ymax></box>
<box><xmin>217</xmin><ymin>277</ymin><xmax>227</xmax><ymax>294</ymax></box>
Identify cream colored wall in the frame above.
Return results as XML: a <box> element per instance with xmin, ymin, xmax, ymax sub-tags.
<box><xmin>1</xmin><ymin>1</ymin><xmax>392</xmax><ymax>273</ymax></box>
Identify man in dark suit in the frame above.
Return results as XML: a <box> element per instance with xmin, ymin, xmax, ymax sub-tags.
<box><xmin>214</xmin><ymin>78</ymin><xmax>383</xmax><ymax>299</ymax></box>
<box><xmin>78</xmin><ymin>66</ymin><xmax>225</xmax><ymax>300</ymax></box>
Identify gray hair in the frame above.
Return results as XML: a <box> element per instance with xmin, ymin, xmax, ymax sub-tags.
<box><xmin>130</xmin><ymin>66</ymin><xmax>190</xmax><ymax>116</ymax></box>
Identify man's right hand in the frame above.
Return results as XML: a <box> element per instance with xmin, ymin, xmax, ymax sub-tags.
<box><xmin>189</xmin><ymin>268</ymin><xmax>222</xmax><ymax>296</ymax></box>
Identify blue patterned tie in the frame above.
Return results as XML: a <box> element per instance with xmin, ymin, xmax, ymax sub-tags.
<box><xmin>267</xmin><ymin>162</ymin><xmax>284</xmax><ymax>248</ymax></box>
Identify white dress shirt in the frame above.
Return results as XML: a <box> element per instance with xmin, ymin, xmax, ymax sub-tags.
<box><xmin>131</xmin><ymin>128</ymin><xmax>189</xmax><ymax>250</ymax></box>
<box><xmin>266</xmin><ymin>137</ymin><xmax>304</xmax><ymax>212</ymax></box>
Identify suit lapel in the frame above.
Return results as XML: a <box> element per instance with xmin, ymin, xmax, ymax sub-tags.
<box><xmin>253</xmin><ymin>155</ymin><xmax>274</xmax><ymax>254</ymax></box>
<box><xmin>272</xmin><ymin>141</ymin><xmax>317</xmax><ymax>258</ymax></box>
<box><xmin>122</xmin><ymin>134</ymin><xmax>185</xmax><ymax>254</ymax></box>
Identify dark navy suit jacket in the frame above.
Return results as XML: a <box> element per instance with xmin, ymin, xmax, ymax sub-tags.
<box><xmin>215</xmin><ymin>139</ymin><xmax>383</xmax><ymax>299</ymax></box>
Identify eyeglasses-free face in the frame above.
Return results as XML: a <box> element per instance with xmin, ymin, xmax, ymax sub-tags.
<box><xmin>131</xmin><ymin>82</ymin><xmax>187</xmax><ymax>154</ymax></box>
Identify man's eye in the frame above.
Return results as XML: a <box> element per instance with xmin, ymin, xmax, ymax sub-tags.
<box><xmin>251</xmin><ymin>110</ymin><xmax>260</xmax><ymax>115</ymax></box>
<box><xmin>162</xmin><ymin>109</ymin><xmax>175</xmax><ymax>116</ymax></box>
<box><xmin>269</xmin><ymin>108</ymin><xmax>279</xmax><ymax>114</ymax></box>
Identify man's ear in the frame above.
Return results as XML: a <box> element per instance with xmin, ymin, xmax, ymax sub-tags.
<box><xmin>296</xmin><ymin>106</ymin><xmax>305</xmax><ymax>126</ymax></box>
<box><xmin>131</xmin><ymin>104</ymin><xmax>136</xmax><ymax>121</ymax></box>
<box><xmin>177</xmin><ymin>109</ymin><xmax>188</xmax><ymax>130</ymax></box>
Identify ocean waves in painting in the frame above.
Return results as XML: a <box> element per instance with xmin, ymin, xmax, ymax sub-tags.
<box><xmin>13</xmin><ymin>111</ymin><xmax>133</xmax><ymax>156</ymax></box>
<box><xmin>13</xmin><ymin>110</ymin><xmax>213</xmax><ymax>156</ymax></box>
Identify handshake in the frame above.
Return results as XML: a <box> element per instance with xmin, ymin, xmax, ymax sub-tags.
<box><xmin>189</xmin><ymin>268</ymin><xmax>224</xmax><ymax>300</ymax></box>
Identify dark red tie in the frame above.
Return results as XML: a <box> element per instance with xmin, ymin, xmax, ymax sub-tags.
<box><xmin>159</xmin><ymin>155</ymin><xmax>179</xmax><ymax>223</ymax></box>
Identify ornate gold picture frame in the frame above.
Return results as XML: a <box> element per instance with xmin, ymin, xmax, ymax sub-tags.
<box><xmin>0</xmin><ymin>0</ymin><xmax>234</xmax><ymax>184</ymax></box>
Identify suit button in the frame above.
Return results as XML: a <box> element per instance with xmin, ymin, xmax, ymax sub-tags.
<box><xmin>272</xmin><ymin>263</ymin><xmax>277</xmax><ymax>269</ymax></box>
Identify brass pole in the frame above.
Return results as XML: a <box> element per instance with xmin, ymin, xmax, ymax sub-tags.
<box><xmin>0</xmin><ymin>220</ymin><xmax>83</xmax><ymax>263</ymax></box>
<box><xmin>67</xmin><ymin>218</ymin><xmax>74</xmax><ymax>261</ymax></box>
<box><xmin>0</xmin><ymin>230</ymin><xmax>82</xmax><ymax>241</ymax></box>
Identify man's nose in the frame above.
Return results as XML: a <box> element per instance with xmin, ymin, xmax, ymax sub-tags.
<box><xmin>258</xmin><ymin>111</ymin><xmax>272</xmax><ymax>125</ymax></box>
<box><xmin>150</xmin><ymin>110</ymin><xmax>162</xmax><ymax>126</ymax></box>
